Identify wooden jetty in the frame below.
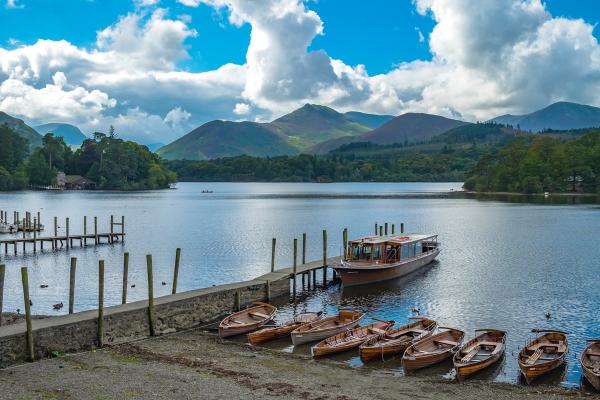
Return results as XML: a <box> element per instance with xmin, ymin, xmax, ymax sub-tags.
<box><xmin>0</xmin><ymin>215</ymin><xmax>125</xmax><ymax>256</ymax></box>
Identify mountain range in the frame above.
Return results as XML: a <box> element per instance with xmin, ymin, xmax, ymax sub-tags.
<box><xmin>34</xmin><ymin>123</ymin><xmax>87</xmax><ymax>146</ymax></box>
<box><xmin>0</xmin><ymin>111</ymin><xmax>43</xmax><ymax>148</ymax></box>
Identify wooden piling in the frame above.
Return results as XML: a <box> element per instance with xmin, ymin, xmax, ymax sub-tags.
<box><xmin>146</xmin><ymin>255</ymin><xmax>155</xmax><ymax>336</ymax></box>
<box><xmin>292</xmin><ymin>238</ymin><xmax>298</xmax><ymax>296</ymax></box>
<box><xmin>172</xmin><ymin>248</ymin><xmax>181</xmax><ymax>295</ymax></box>
<box><xmin>302</xmin><ymin>233</ymin><xmax>307</xmax><ymax>264</ymax></box>
<box><xmin>94</xmin><ymin>216</ymin><xmax>98</xmax><ymax>244</ymax></box>
<box><xmin>69</xmin><ymin>257</ymin><xmax>77</xmax><ymax>314</ymax></box>
<box><xmin>53</xmin><ymin>216</ymin><xmax>57</xmax><ymax>249</ymax></box>
<box><xmin>322</xmin><ymin>229</ymin><xmax>327</xmax><ymax>285</ymax></box>
<box><xmin>401</xmin><ymin>222</ymin><xmax>404</xmax><ymax>233</ymax></box>
<box><xmin>265</xmin><ymin>280</ymin><xmax>271</xmax><ymax>302</ymax></box>
<box><xmin>110</xmin><ymin>215</ymin><xmax>114</xmax><ymax>244</ymax></box>
<box><xmin>0</xmin><ymin>264</ymin><xmax>4</xmax><ymax>327</ymax></box>
<box><xmin>121</xmin><ymin>216</ymin><xmax>125</xmax><ymax>241</ymax></box>
<box><xmin>66</xmin><ymin>217</ymin><xmax>70</xmax><ymax>249</ymax></box>
<box><xmin>97</xmin><ymin>260</ymin><xmax>105</xmax><ymax>347</ymax></box>
<box><xmin>83</xmin><ymin>216</ymin><xmax>87</xmax><ymax>246</ymax></box>
<box><xmin>21</xmin><ymin>267</ymin><xmax>34</xmax><ymax>361</ymax></box>
<box><xmin>270</xmin><ymin>238</ymin><xmax>276</xmax><ymax>272</ymax></box>
<box><xmin>32</xmin><ymin>218</ymin><xmax>37</xmax><ymax>253</ymax></box>
<box><xmin>234</xmin><ymin>290</ymin><xmax>241</xmax><ymax>311</ymax></box>
<box><xmin>22</xmin><ymin>219</ymin><xmax>25</xmax><ymax>253</ymax></box>
<box><xmin>343</xmin><ymin>228</ymin><xmax>348</xmax><ymax>257</ymax></box>
<box><xmin>122</xmin><ymin>252</ymin><xmax>129</xmax><ymax>304</ymax></box>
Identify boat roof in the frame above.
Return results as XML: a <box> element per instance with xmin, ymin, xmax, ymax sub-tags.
<box><xmin>349</xmin><ymin>234</ymin><xmax>437</xmax><ymax>246</ymax></box>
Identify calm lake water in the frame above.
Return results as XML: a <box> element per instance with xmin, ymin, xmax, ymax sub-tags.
<box><xmin>0</xmin><ymin>182</ymin><xmax>599</xmax><ymax>388</ymax></box>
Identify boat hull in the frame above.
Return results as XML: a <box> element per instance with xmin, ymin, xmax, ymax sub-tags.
<box><xmin>247</xmin><ymin>324</ymin><xmax>298</xmax><ymax>345</ymax></box>
<box><xmin>218</xmin><ymin>303</ymin><xmax>277</xmax><ymax>338</ymax></box>
<box><xmin>291</xmin><ymin>319</ymin><xmax>362</xmax><ymax>345</ymax></box>
<box><xmin>334</xmin><ymin>249</ymin><xmax>440</xmax><ymax>287</ymax></box>
<box><xmin>311</xmin><ymin>321</ymin><xmax>394</xmax><ymax>358</ymax></box>
<box><xmin>519</xmin><ymin>357</ymin><xmax>564</xmax><ymax>384</ymax></box>
<box><xmin>403</xmin><ymin>329</ymin><xmax>464</xmax><ymax>371</ymax></box>
<box><xmin>360</xmin><ymin>340</ymin><xmax>411</xmax><ymax>363</ymax></box>
<box><xmin>454</xmin><ymin>352</ymin><xmax>503</xmax><ymax>383</ymax></box>
<box><xmin>581</xmin><ymin>341</ymin><xmax>600</xmax><ymax>391</ymax></box>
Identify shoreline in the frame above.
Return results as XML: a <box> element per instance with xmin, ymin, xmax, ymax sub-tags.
<box><xmin>464</xmin><ymin>190</ymin><xmax>599</xmax><ymax>197</ymax></box>
<box><xmin>0</xmin><ymin>330</ymin><xmax>592</xmax><ymax>400</ymax></box>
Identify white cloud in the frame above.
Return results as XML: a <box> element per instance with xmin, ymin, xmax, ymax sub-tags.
<box><xmin>135</xmin><ymin>0</ymin><xmax>160</xmax><ymax>6</ymax></box>
<box><xmin>3</xmin><ymin>0</ymin><xmax>600</xmax><ymax>145</ymax></box>
<box><xmin>6</xmin><ymin>0</ymin><xmax>23</xmax><ymax>9</ymax></box>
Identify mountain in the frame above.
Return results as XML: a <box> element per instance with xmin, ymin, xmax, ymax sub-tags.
<box><xmin>157</xmin><ymin>120</ymin><xmax>298</xmax><ymax>160</ymax></box>
<box><xmin>431</xmin><ymin>122</ymin><xmax>526</xmax><ymax>145</ymax></box>
<box><xmin>309</xmin><ymin>112</ymin><xmax>469</xmax><ymax>153</ymax></box>
<box><xmin>159</xmin><ymin>104</ymin><xmax>370</xmax><ymax>160</ymax></box>
<box><xmin>0</xmin><ymin>111</ymin><xmax>42</xmax><ymax>148</ymax></box>
<box><xmin>270</xmin><ymin>104</ymin><xmax>370</xmax><ymax>150</ymax></box>
<box><xmin>490</xmin><ymin>101</ymin><xmax>600</xmax><ymax>132</ymax></box>
<box><xmin>344</xmin><ymin>111</ymin><xmax>395</xmax><ymax>129</ymax></box>
<box><xmin>34</xmin><ymin>123</ymin><xmax>87</xmax><ymax>146</ymax></box>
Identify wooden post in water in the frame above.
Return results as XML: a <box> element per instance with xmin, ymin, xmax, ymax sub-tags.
<box><xmin>343</xmin><ymin>228</ymin><xmax>348</xmax><ymax>258</ymax></box>
<box><xmin>322</xmin><ymin>229</ymin><xmax>327</xmax><ymax>285</ymax></box>
<box><xmin>32</xmin><ymin>217</ymin><xmax>37</xmax><ymax>253</ymax></box>
<box><xmin>21</xmin><ymin>267</ymin><xmax>34</xmax><ymax>361</ymax></box>
<box><xmin>122</xmin><ymin>252</ymin><xmax>129</xmax><ymax>304</ymax></box>
<box><xmin>292</xmin><ymin>238</ymin><xmax>298</xmax><ymax>296</ymax></box>
<box><xmin>121</xmin><ymin>216</ymin><xmax>125</xmax><ymax>242</ymax></box>
<box><xmin>110</xmin><ymin>215</ymin><xmax>114</xmax><ymax>244</ymax></box>
<box><xmin>234</xmin><ymin>290</ymin><xmax>241</xmax><ymax>311</ymax></box>
<box><xmin>66</xmin><ymin>217</ymin><xmax>70</xmax><ymax>249</ymax></box>
<box><xmin>302</xmin><ymin>233</ymin><xmax>307</xmax><ymax>265</ymax></box>
<box><xmin>172</xmin><ymin>248</ymin><xmax>181</xmax><ymax>295</ymax></box>
<box><xmin>69</xmin><ymin>257</ymin><xmax>77</xmax><ymax>314</ymax></box>
<box><xmin>37</xmin><ymin>212</ymin><xmax>40</xmax><ymax>230</ymax></box>
<box><xmin>0</xmin><ymin>264</ymin><xmax>4</xmax><ymax>327</ymax></box>
<box><xmin>401</xmin><ymin>222</ymin><xmax>404</xmax><ymax>234</ymax></box>
<box><xmin>146</xmin><ymin>255</ymin><xmax>155</xmax><ymax>336</ymax></box>
<box><xmin>392</xmin><ymin>224</ymin><xmax>395</xmax><ymax>234</ymax></box>
<box><xmin>270</xmin><ymin>238</ymin><xmax>276</xmax><ymax>272</ymax></box>
<box><xmin>22</xmin><ymin>219</ymin><xmax>26</xmax><ymax>253</ymax></box>
<box><xmin>83</xmin><ymin>216</ymin><xmax>87</xmax><ymax>246</ymax></box>
<box><xmin>97</xmin><ymin>260</ymin><xmax>105</xmax><ymax>347</ymax></box>
<box><xmin>53</xmin><ymin>216</ymin><xmax>57</xmax><ymax>250</ymax></box>
<box><xmin>94</xmin><ymin>216</ymin><xmax>98</xmax><ymax>244</ymax></box>
<box><xmin>265</xmin><ymin>280</ymin><xmax>271</xmax><ymax>303</ymax></box>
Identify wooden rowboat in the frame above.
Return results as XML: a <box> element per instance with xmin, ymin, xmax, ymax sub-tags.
<box><xmin>359</xmin><ymin>317</ymin><xmax>437</xmax><ymax>362</ymax></box>
<box><xmin>218</xmin><ymin>302</ymin><xmax>277</xmax><ymax>338</ymax></box>
<box><xmin>453</xmin><ymin>329</ymin><xmax>506</xmax><ymax>382</ymax></box>
<box><xmin>311</xmin><ymin>320</ymin><xmax>394</xmax><ymax>358</ymax></box>
<box><xmin>247</xmin><ymin>311</ymin><xmax>323</xmax><ymax>345</ymax></box>
<box><xmin>403</xmin><ymin>327</ymin><xmax>465</xmax><ymax>371</ymax></box>
<box><xmin>518</xmin><ymin>329</ymin><xmax>568</xmax><ymax>384</ymax></box>
<box><xmin>290</xmin><ymin>308</ymin><xmax>364</xmax><ymax>345</ymax></box>
<box><xmin>581</xmin><ymin>339</ymin><xmax>600</xmax><ymax>391</ymax></box>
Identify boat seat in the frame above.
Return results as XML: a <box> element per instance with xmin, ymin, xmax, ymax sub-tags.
<box><xmin>411</xmin><ymin>328</ymin><xmax>426</xmax><ymax>334</ymax></box>
<box><xmin>461</xmin><ymin>347</ymin><xmax>479</xmax><ymax>362</ymax></box>
<box><xmin>592</xmin><ymin>362</ymin><xmax>600</xmax><ymax>374</ymax></box>
<box><xmin>586</xmin><ymin>351</ymin><xmax>600</xmax><ymax>357</ymax></box>
<box><xmin>249</xmin><ymin>311</ymin><xmax>269</xmax><ymax>319</ymax></box>
<box><xmin>229</xmin><ymin>319</ymin><xmax>245</xmax><ymax>325</ymax></box>
<box><xmin>526</xmin><ymin>349</ymin><xmax>543</xmax><ymax>365</ymax></box>
<box><xmin>434</xmin><ymin>339</ymin><xmax>459</xmax><ymax>347</ymax></box>
<box><xmin>368</xmin><ymin>327</ymin><xmax>387</xmax><ymax>335</ymax></box>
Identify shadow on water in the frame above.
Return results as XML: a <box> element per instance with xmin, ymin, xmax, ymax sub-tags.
<box><xmin>464</xmin><ymin>192</ymin><xmax>600</xmax><ymax>205</ymax></box>
<box><xmin>517</xmin><ymin>363</ymin><xmax>567</xmax><ymax>387</ymax></box>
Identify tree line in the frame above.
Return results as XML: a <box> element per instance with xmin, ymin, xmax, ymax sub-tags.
<box><xmin>464</xmin><ymin>130</ymin><xmax>600</xmax><ymax>194</ymax></box>
<box><xmin>0</xmin><ymin>124</ymin><xmax>175</xmax><ymax>190</ymax></box>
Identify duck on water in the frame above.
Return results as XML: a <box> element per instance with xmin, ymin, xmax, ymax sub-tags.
<box><xmin>334</xmin><ymin>233</ymin><xmax>440</xmax><ymax>286</ymax></box>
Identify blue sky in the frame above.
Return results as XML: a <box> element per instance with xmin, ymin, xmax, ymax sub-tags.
<box><xmin>2</xmin><ymin>0</ymin><xmax>600</xmax><ymax>143</ymax></box>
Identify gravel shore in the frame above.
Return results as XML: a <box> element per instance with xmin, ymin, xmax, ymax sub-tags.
<box><xmin>0</xmin><ymin>329</ymin><xmax>595</xmax><ymax>400</ymax></box>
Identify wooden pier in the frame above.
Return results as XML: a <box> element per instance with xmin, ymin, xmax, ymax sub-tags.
<box><xmin>0</xmin><ymin>214</ymin><xmax>125</xmax><ymax>256</ymax></box>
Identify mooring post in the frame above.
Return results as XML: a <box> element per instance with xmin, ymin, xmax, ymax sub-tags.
<box><xmin>401</xmin><ymin>222</ymin><xmax>404</xmax><ymax>234</ymax></box>
<box><xmin>146</xmin><ymin>255</ymin><xmax>156</xmax><ymax>336</ymax></box>
<box><xmin>98</xmin><ymin>260</ymin><xmax>105</xmax><ymax>347</ymax></box>
<box><xmin>172</xmin><ymin>247</ymin><xmax>181</xmax><ymax>295</ymax></box>
<box><xmin>68</xmin><ymin>257</ymin><xmax>77</xmax><ymax>314</ymax></box>
<box><xmin>110</xmin><ymin>215</ymin><xmax>114</xmax><ymax>244</ymax></box>
<box><xmin>292</xmin><ymin>238</ymin><xmax>298</xmax><ymax>296</ymax></box>
<box><xmin>32</xmin><ymin>217</ymin><xmax>37</xmax><ymax>253</ymax></box>
<box><xmin>270</xmin><ymin>238</ymin><xmax>276</xmax><ymax>272</ymax></box>
<box><xmin>53</xmin><ymin>216</ymin><xmax>57</xmax><ymax>249</ymax></box>
<box><xmin>21</xmin><ymin>267</ymin><xmax>34</xmax><ymax>361</ymax></box>
<box><xmin>22</xmin><ymin>219</ymin><xmax>26</xmax><ymax>253</ymax></box>
<box><xmin>94</xmin><ymin>216</ymin><xmax>98</xmax><ymax>244</ymax></box>
<box><xmin>121</xmin><ymin>215</ymin><xmax>125</xmax><ymax>242</ymax></box>
<box><xmin>302</xmin><ymin>233</ymin><xmax>307</xmax><ymax>264</ymax></box>
<box><xmin>322</xmin><ymin>229</ymin><xmax>328</xmax><ymax>285</ymax></box>
<box><xmin>83</xmin><ymin>216</ymin><xmax>87</xmax><ymax>246</ymax></box>
<box><xmin>265</xmin><ymin>280</ymin><xmax>271</xmax><ymax>302</ymax></box>
<box><xmin>343</xmin><ymin>228</ymin><xmax>348</xmax><ymax>257</ymax></box>
<box><xmin>0</xmin><ymin>264</ymin><xmax>4</xmax><ymax>327</ymax></box>
<box><xmin>122</xmin><ymin>252</ymin><xmax>129</xmax><ymax>304</ymax></box>
<box><xmin>66</xmin><ymin>217</ymin><xmax>70</xmax><ymax>249</ymax></box>
<box><xmin>392</xmin><ymin>224</ymin><xmax>395</xmax><ymax>234</ymax></box>
<box><xmin>37</xmin><ymin>212</ymin><xmax>40</xmax><ymax>231</ymax></box>
<box><xmin>234</xmin><ymin>290</ymin><xmax>241</xmax><ymax>311</ymax></box>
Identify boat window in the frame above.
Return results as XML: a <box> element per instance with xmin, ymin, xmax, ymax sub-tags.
<box><xmin>415</xmin><ymin>242</ymin><xmax>422</xmax><ymax>256</ymax></box>
<box><xmin>401</xmin><ymin>244</ymin><xmax>409</xmax><ymax>259</ymax></box>
<box><xmin>373</xmin><ymin>245</ymin><xmax>380</xmax><ymax>259</ymax></box>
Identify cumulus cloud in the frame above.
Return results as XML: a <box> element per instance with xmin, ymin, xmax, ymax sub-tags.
<box><xmin>2</xmin><ymin>0</ymin><xmax>600</xmax><ymax>144</ymax></box>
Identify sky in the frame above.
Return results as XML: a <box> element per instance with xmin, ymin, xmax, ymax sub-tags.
<box><xmin>1</xmin><ymin>0</ymin><xmax>600</xmax><ymax>144</ymax></box>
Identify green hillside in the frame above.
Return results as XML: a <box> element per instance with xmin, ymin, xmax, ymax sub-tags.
<box><xmin>0</xmin><ymin>111</ymin><xmax>42</xmax><ymax>148</ymax></box>
<box><xmin>344</xmin><ymin>111</ymin><xmax>395</xmax><ymax>129</ymax></box>
<box><xmin>157</xmin><ymin>120</ymin><xmax>298</xmax><ymax>160</ymax></box>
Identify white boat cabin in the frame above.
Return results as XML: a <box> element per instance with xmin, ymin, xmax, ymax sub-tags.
<box><xmin>345</xmin><ymin>234</ymin><xmax>439</xmax><ymax>265</ymax></box>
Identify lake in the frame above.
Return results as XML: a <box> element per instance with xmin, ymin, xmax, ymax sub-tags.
<box><xmin>0</xmin><ymin>182</ymin><xmax>599</xmax><ymax>388</ymax></box>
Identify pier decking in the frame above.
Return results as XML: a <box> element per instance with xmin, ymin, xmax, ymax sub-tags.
<box><xmin>0</xmin><ymin>233</ymin><xmax>125</xmax><ymax>255</ymax></box>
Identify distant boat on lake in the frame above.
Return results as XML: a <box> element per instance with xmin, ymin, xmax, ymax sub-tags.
<box><xmin>334</xmin><ymin>233</ymin><xmax>440</xmax><ymax>286</ymax></box>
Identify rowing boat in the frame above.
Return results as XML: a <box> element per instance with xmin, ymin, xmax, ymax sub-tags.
<box><xmin>403</xmin><ymin>327</ymin><xmax>465</xmax><ymax>371</ymax></box>
<box><xmin>290</xmin><ymin>308</ymin><xmax>364</xmax><ymax>345</ymax></box>
<box><xmin>581</xmin><ymin>339</ymin><xmax>600</xmax><ymax>391</ymax></box>
<box><xmin>518</xmin><ymin>329</ymin><xmax>568</xmax><ymax>384</ymax></box>
<box><xmin>218</xmin><ymin>302</ymin><xmax>277</xmax><ymax>338</ymax></box>
<box><xmin>311</xmin><ymin>320</ymin><xmax>394</xmax><ymax>358</ymax></box>
<box><xmin>359</xmin><ymin>317</ymin><xmax>437</xmax><ymax>362</ymax></box>
<box><xmin>453</xmin><ymin>329</ymin><xmax>506</xmax><ymax>382</ymax></box>
<box><xmin>247</xmin><ymin>311</ymin><xmax>323</xmax><ymax>345</ymax></box>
